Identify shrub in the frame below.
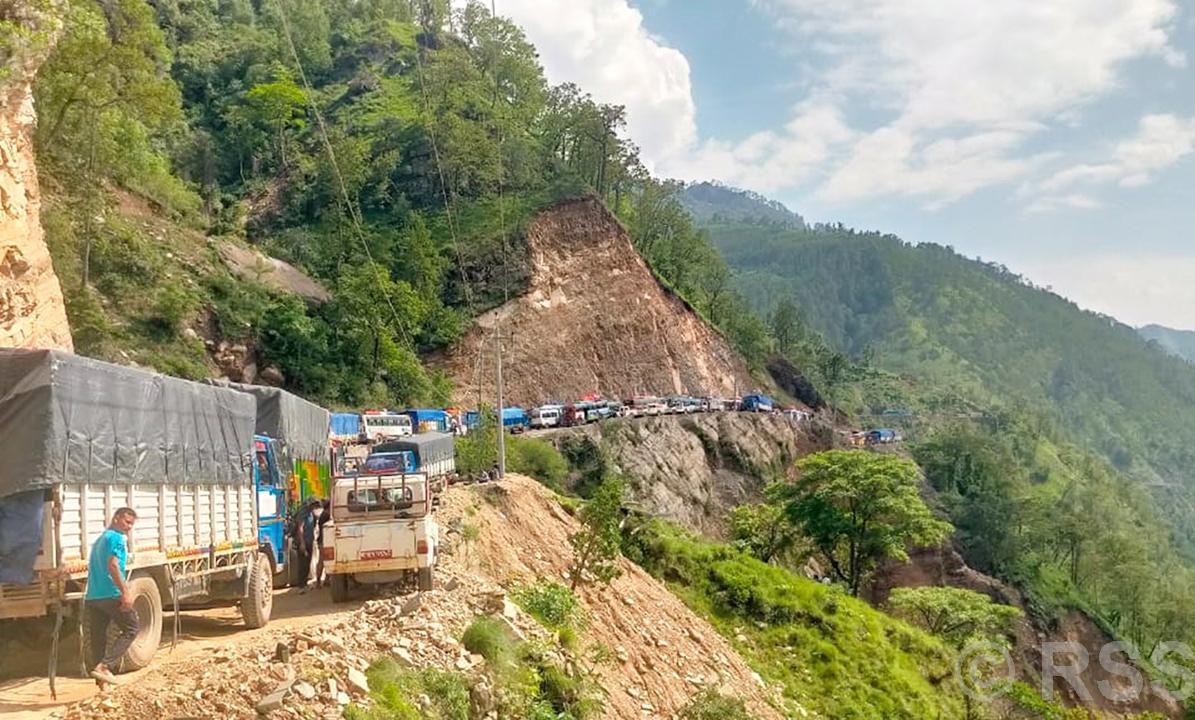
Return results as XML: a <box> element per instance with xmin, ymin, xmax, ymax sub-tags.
<box><xmin>680</xmin><ymin>689</ymin><xmax>755</xmax><ymax>720</ymax></box>
<box><xmin>345</xmin><ymin>659</ymin><xmax>469</xmax><ymax>720</ymax></box>
<box><xmin>508</xmin><ymin>435</ymin><xmax>569</xmax><ymax>491</ymax></box>
<box><xmin>513</xmin><ymin>580</ymin><xmax>581</xmax><ymax>631</ymax></box>
<box><xmin>462</xmin><ymin>616</ymin><xmax>516</xmax><ymax>667</ymax></box>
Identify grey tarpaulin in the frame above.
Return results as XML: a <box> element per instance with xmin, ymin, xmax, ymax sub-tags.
<box><xmin>206</xmin><ymin>381</ymin><xmax>330</xmax><ymax>462</ymax></box>
<box><xmin>374</xmin><ymin>433</ymin><xmax>455</xmax><ymax>468</ymax></box>
<box><xmin>0</xmin><ymin>349</ymin><xmax>256</xmax><ymax>500</ymax></box>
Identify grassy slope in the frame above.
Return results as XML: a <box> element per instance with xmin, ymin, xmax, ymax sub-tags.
<box><xmin>627</xmin><ymin>521</ymin><xmax>966</xmax><ymax>720</ymax></box>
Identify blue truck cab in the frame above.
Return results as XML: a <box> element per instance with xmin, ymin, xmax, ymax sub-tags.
<box><xmin>252</xmin><ymin>434</ymin><xmax>292</xmax><ymax>583</ymax></box>
<box><xmin>740</xmin><ymin>394</ymin><xmax>775</xmax><ymax>413</ymax></box>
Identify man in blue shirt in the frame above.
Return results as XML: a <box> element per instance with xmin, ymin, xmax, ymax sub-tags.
<box><xmin>85</xmin><ymin>507</ymin><xmax>138</xmax><ymax>685</ymax></box>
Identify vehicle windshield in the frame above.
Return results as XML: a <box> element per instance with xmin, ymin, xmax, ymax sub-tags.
<box><xmin>363</xmin><ymin>454</ymin><xmax>408</xmax><ymax>474</ymax></box>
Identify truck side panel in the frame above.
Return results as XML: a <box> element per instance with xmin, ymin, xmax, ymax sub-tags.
<box><xmin>58</xmin><ymin>482</ymin><xmax>256</xmax><ymax>576</ymax></box>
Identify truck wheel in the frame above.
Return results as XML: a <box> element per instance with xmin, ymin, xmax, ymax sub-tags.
<box><xmin>417</xmin><ymin>567</ymin><xmax>434</xmax><ymax>592</ymax></box>
<box><xmin>82</xmin><ymin>576</ymin><xmax>163</xmax><ymax>673</ymax></box>
<box><xmin>330</xmin><ymin>574</ymin><xmax>350</xmax><ymax>603</ymax></box>
<box><xmin>241</xmin><ymin>553</ymin><xmax>273</xmax><ymax>629</ymax></box>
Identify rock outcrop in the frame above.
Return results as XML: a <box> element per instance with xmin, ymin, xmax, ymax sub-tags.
<box><xmin>543</xmin><ymin>412</ymin><xmax>833</xmax><ymax>537</ymax></box>
<box><xmin>0</xmin><ymin>2</ymin><xmax>72</xmax><ymax>351</ymax></box>
<box><xmin>430</xmin><ymin>196</ymin><xmax>762</xmax><ymax>407</ymax></box>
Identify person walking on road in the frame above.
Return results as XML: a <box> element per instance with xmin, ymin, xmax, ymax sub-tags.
<box><xmin>85</xmin><ymin>507</ymin><xmax>138</xmax><ymax>686</ymax></box>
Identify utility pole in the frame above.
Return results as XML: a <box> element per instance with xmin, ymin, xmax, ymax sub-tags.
<box><xmin>495</xmin><ymin>327</ymin><xmax>506</xmax><ymax>480</ymax></box>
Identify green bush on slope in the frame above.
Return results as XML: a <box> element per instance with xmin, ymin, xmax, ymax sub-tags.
<box><xmin>625</xmin><ymin>520</ymin><xmax>965</xmax><ymax>720</ymax></box>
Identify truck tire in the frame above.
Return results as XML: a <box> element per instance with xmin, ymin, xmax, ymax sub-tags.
<box><xmin>241</xmin><ymin>553</ymin><xmax>273</xmax><ymax>629</ymax></box>
<box><xmin>330</xmin><ymin>574</ymin><xmax>350</xmax><ymax>603</ymax></box>
<box><xmin>417</xmin><ymin>567</ymin><xmax>434</xmax><ymax>592</ymax></box>
<box><xmin>82</xmin><ymin>576</ymin><xmax>163</xmax><ymax>673</ymax></box>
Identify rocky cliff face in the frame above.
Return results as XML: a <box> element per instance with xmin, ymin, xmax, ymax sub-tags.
<box><xmin>430</xmin><ymin>197</ymin><xmax>762</xmax><ymax>407</ymax></box>
<box><xmin>0</xmin><ymin>2</ymin><xmax>72</xmax><ymax>351</ymax></box>
<box><xmin>544</xmin><ymin>412</ymin><xmax>832</xmax><ymax>536</ymax></box>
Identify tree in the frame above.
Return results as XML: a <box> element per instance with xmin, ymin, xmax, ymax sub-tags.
<box><xmin>569</xmin><ymin>475</ymin><xmax>624</xmax><ymax>590</ymax></box>
<box><xmin>888</xmin><ymin>586</ymin><xmax>1022</xmax><ymax>649</ymax></box>
<box><xmin>913</xmin><ymin>426</ymin><xmax>1023</xmax><ymax>573</ymax></box>
<box><xmin>770</xmin><ymin>298</ymin><xmax>801</xmax><ymax>355</ymax></box>
<box><xmin>773</xmin><ymin>450</ymin><xmax>952</xmax><ymax>596</ymax></box>
<box><xmin>727</xmin><ymin>502</ymin><xmax>801</xmax><ymax>565</ymax></box>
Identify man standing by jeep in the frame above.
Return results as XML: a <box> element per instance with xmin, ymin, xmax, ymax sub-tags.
<box><xmin>85</xmin><ymin>507</ymin><xmax>138</xmax><ymax>685</ymax></box>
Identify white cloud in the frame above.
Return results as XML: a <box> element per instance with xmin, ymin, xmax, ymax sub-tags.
<box><xmin>491</xmin><ymin>0</ymin><xmax>1184</xmax><ymax>210</ymax></box>
<box><xmin>1022</xmin><ymin>252</ymin><xmax>1195</xmax><ymax>328</ymax></box>
<box><xmin>748</xmin><ymin>0</ymin><xmax>1184</xmax><ymax>207</ymax></box>
<box><xmin>1036</xmin><ymin>114</ymin><xmax>1195</xmax><ymax>200</ymax></box>
<box><xmin>661</xmin><ymin>99</ymin><xmax>856</xmax><ymax>192</ymax></box>
<box><xmin>488</xmin><ymin>0</ymin><xmax>696</xmax><ymax>173</ymax></box>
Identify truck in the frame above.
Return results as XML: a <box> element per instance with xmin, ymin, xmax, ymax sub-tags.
<box><xmin>0</xmin><ymin>350</ymin><xmax>271</xmax><ymax>674</ymax></box>
<box><xmin>218</xmin><ymin>382</ymin><xmax>332</xmax><ymax>589</ymax></box>
<box><xmin>501</xmin><ymin>407</ymin><xmax>529</xmax><ymax>433</ymax></box>
<box><xmin>403</xmin><ymin>409</ymin><xmax>451</xmax><ymax>434</ymax></box>
<box><xmin>330</xmin><ymin>412</ymin><xmax>364</xmax><ymax>444</ymax></box>
<box><xmin>740</xmin><ymin>394</ymin><xmax>775</xmax><ymax>413</ymax></box>
<box><xmin>373</xmin><ymin>433</ymin><xmax>456</xmax><ymax>500</ymax></box>
<box><xmin>322</xmin><ymin>470</ymin><xmax>438</xmax><ymax>602</ymax></box>
<box><xmin>867</xmin><ymin>428</ymin><xmax>900</xmax><ymax>444</ymax></box>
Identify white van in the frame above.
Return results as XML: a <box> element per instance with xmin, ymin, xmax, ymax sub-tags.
<box><xmin>530</xmin><ymin>405</ymin><xmax>562</xmax><ymax>429</ymax></box>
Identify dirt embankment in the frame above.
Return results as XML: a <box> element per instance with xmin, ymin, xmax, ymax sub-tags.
<box><xmin>0</xmin><ymin>3</ymin><xmax>72</xmax><ymax>352</ymax></box>
<box><xmin>27</xmin><ymin>476</ymin><xmax>787</xmax><ymax>720</ymax></box>
<box><xmin>429</xmin><ymin>197</ymin><xmax>762</xmax><ymax>408</ymax></box>
<box><xmin>542</xmin><ymin>412</ymin><xmax>833</xmax><ymax>537</ymax></box>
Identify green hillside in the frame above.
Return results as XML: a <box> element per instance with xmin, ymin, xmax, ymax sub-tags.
<box><xmin>34</xmin><ymin>0</ymin><xmax>767</xmax><ymax>409</ymax></box>
<box><xmin>1140</xmin><ymin>324</ymin><xmax>1195</xmax><ymax>364</ymax></box>
<box><xmin>709</xmin><ymin>222</ymin><xmax>1195</xmax><ymax>500</ymax></box>
<box><xmin>694</xmin><ymin>216</ymin><xmax>1195</xmax><ymax>665</ymax></box>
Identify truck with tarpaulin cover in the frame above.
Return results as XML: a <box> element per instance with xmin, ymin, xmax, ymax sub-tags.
<box><xmin>330</xmin><ymin>412</ymin><xmax>363</xmax><ymax>444</ymax></box>
<box><xmin>208</xmin><ymin>381</ymin><xmax>332</xmax><ymax>589</ymax></box>
<box><xmin>0</xmin><ymin>349</ymin><xmax>272</xmax><ymax>678</ymax></box>
<box><xmin>403</xmin><ymin>409</ymin><xmax>451</xmax><ymax>434</ymax></box>
<box><xmin>372</xmin><ymin>432</ymin><xmax>455</xmax><ymax>500</ymax></box>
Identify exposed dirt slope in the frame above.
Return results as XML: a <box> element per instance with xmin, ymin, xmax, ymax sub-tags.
<box><xmin>430</xmin><ymin>197</ymin><xmax>760</xmax><ymax>407</ymax></box>
<box><xmin>540</xmin><ymin>412</ymin><xmax>833</xmax><ymax>537</ymax></box>
<box><xmin>461</xmin><ymin>476</ymin><xmax>789</xmax><ymax>719</ymax></box>
<box><xmin>0</xmin><ymin>4</ymin><xmax>72</xmax><ymax>352</ymax></box>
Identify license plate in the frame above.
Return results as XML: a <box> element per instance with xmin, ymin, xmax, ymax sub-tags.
<box><xmin>360</xmin><ymin>549</ymin><xmax>393</xmax><ymax>560</ymax></box>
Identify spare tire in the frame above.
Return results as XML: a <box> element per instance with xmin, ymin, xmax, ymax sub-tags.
<box><xmin>82</xmin><ymin>576</ymin><xmax>163</xmax><ymax>673</ymax></box>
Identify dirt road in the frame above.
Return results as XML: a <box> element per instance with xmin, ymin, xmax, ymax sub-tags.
<box><xmin>0</xmin><ymin>586</ymin><xmax>360</xmax><ymax>720</ymax></box>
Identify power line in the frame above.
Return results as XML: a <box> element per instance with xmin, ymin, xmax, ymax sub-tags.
<box><xmin>272</xmin><ymin>0</ymin><xmax>412</xmax><ymax>347</ymax></box>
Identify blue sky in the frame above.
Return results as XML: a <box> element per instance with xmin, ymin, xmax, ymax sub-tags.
<box><xmin>493</xmin><ymin>0</ymin><xmax>1195</xmax><ymax>329</ymax></box>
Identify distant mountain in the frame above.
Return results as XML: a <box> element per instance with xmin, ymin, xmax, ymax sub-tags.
<box><xmin>1139</xmin><ymin>324</ymin><xmax>1195</xmax><ymax>363</ymax></box>
<box><xmin>680</xmin><ymin>181</ymin><xmax>805</xmax><ymax>227</ymax></box>
<box><xmin>701</xmin><ymin>217</ymin><xmax>1195</xmax><ymax>544</ymax></box>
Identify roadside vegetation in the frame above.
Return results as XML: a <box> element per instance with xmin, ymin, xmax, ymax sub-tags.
<box><xmin>624</xmin><ymin>518</ymin><xmax>967</xmax><ymax>719</ymax></box>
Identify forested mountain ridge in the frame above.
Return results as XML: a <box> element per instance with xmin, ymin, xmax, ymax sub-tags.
<box><xmin>1139</xmin><ymin>324</ymin><xmax>1195</xmax><ymax>363</ymax></box>
<box><xmin>709</xmin><ymin>221</ymin><xmax>1195</xmax><ymax>488</ymax></box>
<box><xmin>681</xmin><ymin>181</ymin><xmax>805</xmax><ymax>227</ymax></box>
